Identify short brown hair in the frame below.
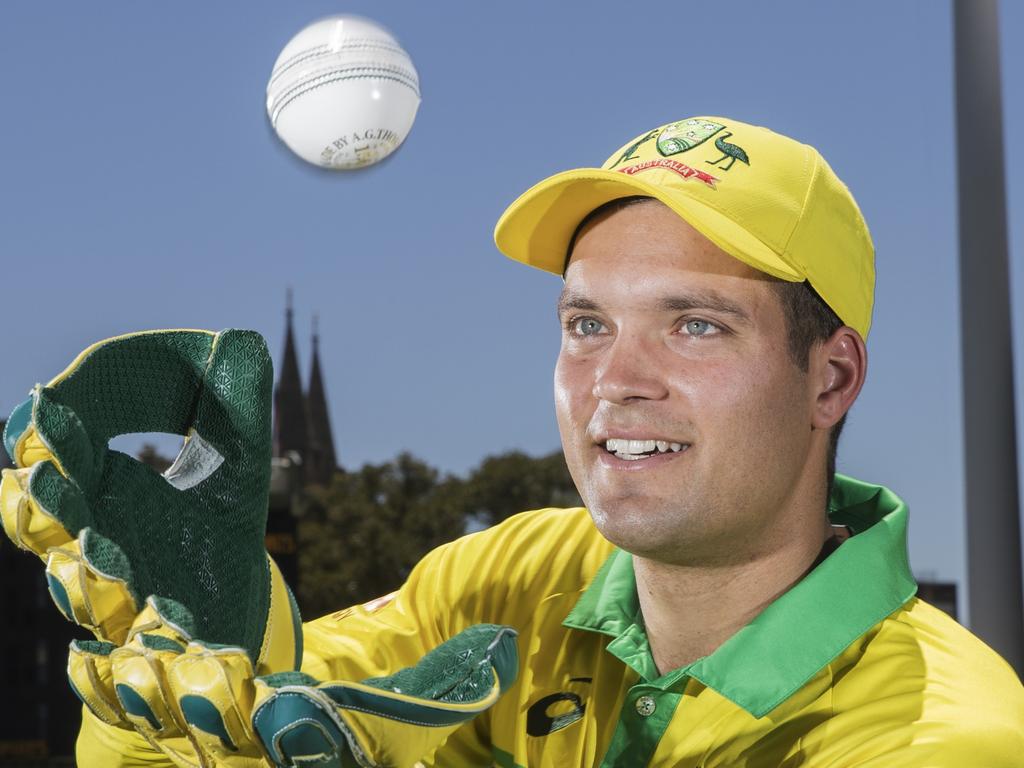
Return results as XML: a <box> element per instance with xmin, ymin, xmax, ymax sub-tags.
<box><xmin>567</xmin><ymin>196</ymin><xmax>847</xmax><ymax>503</ymax></box>
<box><xmin>769</xmin><ymin>280</ymin><xmax>846</xmax><ymax>502</ymax></box>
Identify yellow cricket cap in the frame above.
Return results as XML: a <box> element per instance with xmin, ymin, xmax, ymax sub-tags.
<box><xmin>494</xmin><ymin>116</ymin><xmax>875</xmax><ymax>339</ymax></box>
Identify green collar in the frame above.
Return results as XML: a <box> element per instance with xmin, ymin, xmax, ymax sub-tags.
<box><xmin>562</xmin><ymin>474</ymin><xmax>917</xmax><ymax>718</ymax></box>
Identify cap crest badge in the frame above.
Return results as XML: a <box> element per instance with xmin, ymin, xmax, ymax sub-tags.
<box><xmin>657</xmin><ymin>119</ymin><xmax>725</xmax><ymax>155</ymax></box>
<box><xmin>657</xmin><ymin>119</ymin><xmax>751</xmax><ymax>172</ymax></box>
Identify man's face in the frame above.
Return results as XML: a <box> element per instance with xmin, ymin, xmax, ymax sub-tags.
<box><xmin>555</xmin><ymin>200</ymin><xmax>818</xmax><ymax>565</ymax></box>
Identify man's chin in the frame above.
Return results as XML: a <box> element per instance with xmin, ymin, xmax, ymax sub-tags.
<box><xmin>585</xmin><ymin>496</ymin><xmax>736</xmax><ymax>564</ymax></box>
<box><xmin>587</xmin><ymin>503</ymin><xmax>683</xmax><ymax>556</ymax></box>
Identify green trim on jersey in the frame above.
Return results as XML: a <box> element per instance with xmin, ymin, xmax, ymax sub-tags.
<box><xmin>564</xmin><ymin>474</ymin><xmax>918</xmax><ymax>764</ymax></box>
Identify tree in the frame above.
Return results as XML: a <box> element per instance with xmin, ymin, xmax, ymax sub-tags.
<box><xmin>296</xmin><ymin>453</ymin><xmax>467</xmax><ymax>618</ymax></box>
<box><xmin>462</xmin><ymin>450</ymin><xmax>582</xmax><ymax>526</ymax></box>
<box><xmin>294</xmin><ymin>449</ymin><xmax>583</xmax><ymax>618</ymax></box>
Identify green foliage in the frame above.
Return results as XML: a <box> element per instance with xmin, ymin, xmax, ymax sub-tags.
<box><xmin>462</xmin><ymin>451</ymin><xmax>582</xmax><ymax>527</ymax></box>
<box><xmin>295</xmin><ymin>449</ymin><xmax>581</xmax><ymax>618</ymax></box>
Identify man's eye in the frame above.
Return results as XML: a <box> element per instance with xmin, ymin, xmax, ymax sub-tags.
<box><xmin>570</xmin><ymin>317</ymin><xmax>604</xmax><ymax>336</ymax></box>
<box><xmin>683</xmin><ymin>319</ymin><xmax>717</xmax><ymax>337</ymax></box>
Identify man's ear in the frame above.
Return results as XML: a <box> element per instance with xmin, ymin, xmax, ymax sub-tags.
<box><xmin>811</xmin><ymin>327</ymin><xmax>867</xmax><ymax>430</ymax></box>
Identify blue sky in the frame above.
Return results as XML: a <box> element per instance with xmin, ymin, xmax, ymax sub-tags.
<box><xmin>1</xmin><ymin>1</ymin><xmax>1021</xmax><ymax>618</ymax></box>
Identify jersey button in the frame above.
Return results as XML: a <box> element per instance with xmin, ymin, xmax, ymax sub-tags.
<box><xmin>635</xmin><ymin>694</ymin><xmax>657</xmax><ymax>717</ymax></box>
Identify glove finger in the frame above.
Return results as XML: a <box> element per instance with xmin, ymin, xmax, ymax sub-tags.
<box><xmin>252</xmin><ymin>680</ymin><xmax>349</xmax><ymax>768</ymax></box>
<box><xmin>68</xmin><ymin>639</ymin><xmax>128</xmax><ymax>728</ymax></box>
<box><xmin>128</xmin><ymin>595</ymin><xmax>198</xmax><ymax>645</ymax></box>
<box><xmin>193</xmin><ymin>330</ymin><xmax>272</xmax><ymax>468</ymax></box>
<box><xmin>111</xmin><ymin>634</ymin><xmax>210</xmax><ymax>768</ymax></box>
<box><xmin>2</xmin><ymin>452</ymin><xmax>94</xmax><ymax>558</ymax></box>
<box><xmin>26</xmin><ymin>388</ymin><xmax>104</xmax><ymax>496</ymax></box>
<box><xmin>39</xmin><ymin>330</ymin><xmax>218</xmax><ymax>443</ymax></box>
<box><xmin>2</xmin><ymin>396</ymin><xmax>33</xmax><ymax>461</ymax></box>
<box><xmin>46</xmin><ymin>528</ymin><xmax>139</xmax><ymax>642</ymax></box>
<box><xmin>68</xmin><ymin>595</ymin><xmax>198</xmax><ymax>746</ymax></box>
<box><xmin>0</xmin><ymin>459</ymin><xmax>94</xmax><ymax>557</ymax></box>
<box><xmin>167</xmin><ymin>642</ymin><xmax>265</xmax><ymax>763</ymax></box>
<box><xmin>30</xmin><ymin>459</ymin><xmax>94</xmax><ymax>535</ymax></box>
<box><xmin>112</xmin><ymin>634</ymin><xmax>188</xmax><ymax>734</ymax></box>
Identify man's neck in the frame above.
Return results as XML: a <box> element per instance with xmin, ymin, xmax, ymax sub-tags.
<box><xmin>634</xmin><ymin>520</ymin><xmax>835</xmax><ymax>675</ymax></box>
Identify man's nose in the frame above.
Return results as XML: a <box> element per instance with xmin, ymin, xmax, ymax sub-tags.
<box><xmin>592</xmin><ymin>334</ymin><xmax>669</xmax><ymax>404</ymax></box>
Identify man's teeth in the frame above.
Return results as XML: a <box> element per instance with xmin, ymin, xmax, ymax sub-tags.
<box><xmin>604</xmin><ymin>438</ymin><xmax>685</xmax><ymax>458</ymax></box>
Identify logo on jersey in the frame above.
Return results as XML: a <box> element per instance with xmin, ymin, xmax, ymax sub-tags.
<box><xmin>526</xmin><ymin>678</ymin><xmax>592</xmax><ymax>737</ymax></box>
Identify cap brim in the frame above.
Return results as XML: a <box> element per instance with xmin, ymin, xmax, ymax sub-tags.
<box><xmin>494</xmin><ymin>168</ymin><xmax>802</xmax><ymax>281</ymax></box>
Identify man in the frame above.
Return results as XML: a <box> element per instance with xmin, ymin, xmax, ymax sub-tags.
<box><xmin>4</xmin><ymin>116</ymin><xmax>1023</xmax><ymax>766</ymax></box>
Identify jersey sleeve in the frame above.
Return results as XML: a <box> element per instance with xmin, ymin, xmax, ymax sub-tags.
<box><xmin>839</xmin><ymin>723</ymin><xmax>1024</xmax><ymax>768</ymax></box>
<box><xmin>815</xmin><ymin>621</ymin><xmax>1024</xmax><ymax>768</ymax></box>
<box><xmin>75</xmin><ymin>506</ymin><xmax>600</xmax><ymax>766</ymax></box>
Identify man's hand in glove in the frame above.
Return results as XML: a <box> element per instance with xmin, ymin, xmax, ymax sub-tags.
<box><xmin>1</xmin><ymin>329</ymin><xmax>300</xmax><ymax>765</ymax></box>
<box><xmin>1</xmin><ymin>329</ymin><xmax>518</xmax><ymax>767</ymax></box>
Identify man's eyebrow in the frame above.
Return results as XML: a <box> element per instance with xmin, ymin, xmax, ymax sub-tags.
<box><xmin>556</xmin><ymin>289</ymin><xmax>752</xmax><ymax>323</ymax></box>
<box><xmin>656</xmin><ymin>292</ymin><xmax>752</xmax><ymax>322</ymax></box>
<box><xmin>556</xmin><ymin>292</ymin><xmax>601</xmax><ymax>315</ymax></box>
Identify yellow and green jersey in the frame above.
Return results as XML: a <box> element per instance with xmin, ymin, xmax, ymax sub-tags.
<box><xmin>79</xmin><ymin>474</ymin><xmax>1024</xmax><ymax>766</ymax></box>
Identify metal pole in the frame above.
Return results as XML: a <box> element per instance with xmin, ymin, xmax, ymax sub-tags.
<box><xmin>954</xmin><ymin>0</ymin><xmax>1023</xmax><ymax>674</ymax></box>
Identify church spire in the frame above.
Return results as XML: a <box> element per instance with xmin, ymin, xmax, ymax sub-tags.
<box><xmin>305</xmin><ymin>313</ymin><xmax>338</xmax><ymax>484</ymax></box>
<box><xmin>273</xmin><ymin>289</ymin><xmax>308</xmax><ymax>461</ymax></box>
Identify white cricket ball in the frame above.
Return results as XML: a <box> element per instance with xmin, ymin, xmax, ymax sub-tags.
<box><xmin>266</xmin><ymin>16</ymin><xmax>421</xmax><ymax>170</ymax></box>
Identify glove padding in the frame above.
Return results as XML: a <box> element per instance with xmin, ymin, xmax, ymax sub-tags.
<box><xmin>151</xmin><ymin>623</ymin><xmax>518</xmax><ymax>767</ymax></box>
<box><xmin>69</xmin><ymin>615</ymin><xmax>518</xmax><ymax>767</ymax></box>
<box><xmin>1</xmin><ymin>329</ymin><xmax>301</xmax><ymax>765</ymax></box>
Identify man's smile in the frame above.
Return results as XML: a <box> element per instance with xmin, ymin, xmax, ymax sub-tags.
<box><xmin>602</xmin><ymin>438</ymin><xmax>689</xmax><ymax>460</ymax></box>
<box><xmin>592</xmin><ymin>437</ymin><xmax>693</xmax><ymax>470</ymax></box>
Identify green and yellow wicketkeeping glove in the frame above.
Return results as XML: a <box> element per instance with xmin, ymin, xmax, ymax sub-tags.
<box><xmin>1</xmin><ymin>329</ymin><xmax>518</xmax><ymax>768</ymax></box>
<box><xmin>1</xmin><ymin>329</ymin><xmax>301</xmax><ymax>764</ymax></box>
<box><xmin>164</xmin><ymin>622</ymin><xmax>518</xmax><ymax>767</ymax></box>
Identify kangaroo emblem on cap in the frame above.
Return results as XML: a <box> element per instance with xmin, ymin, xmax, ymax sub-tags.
<box><xmin>609</xmin><ymin>129</ymin><xmax>659</xmax><ymax>168</ymax></box>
